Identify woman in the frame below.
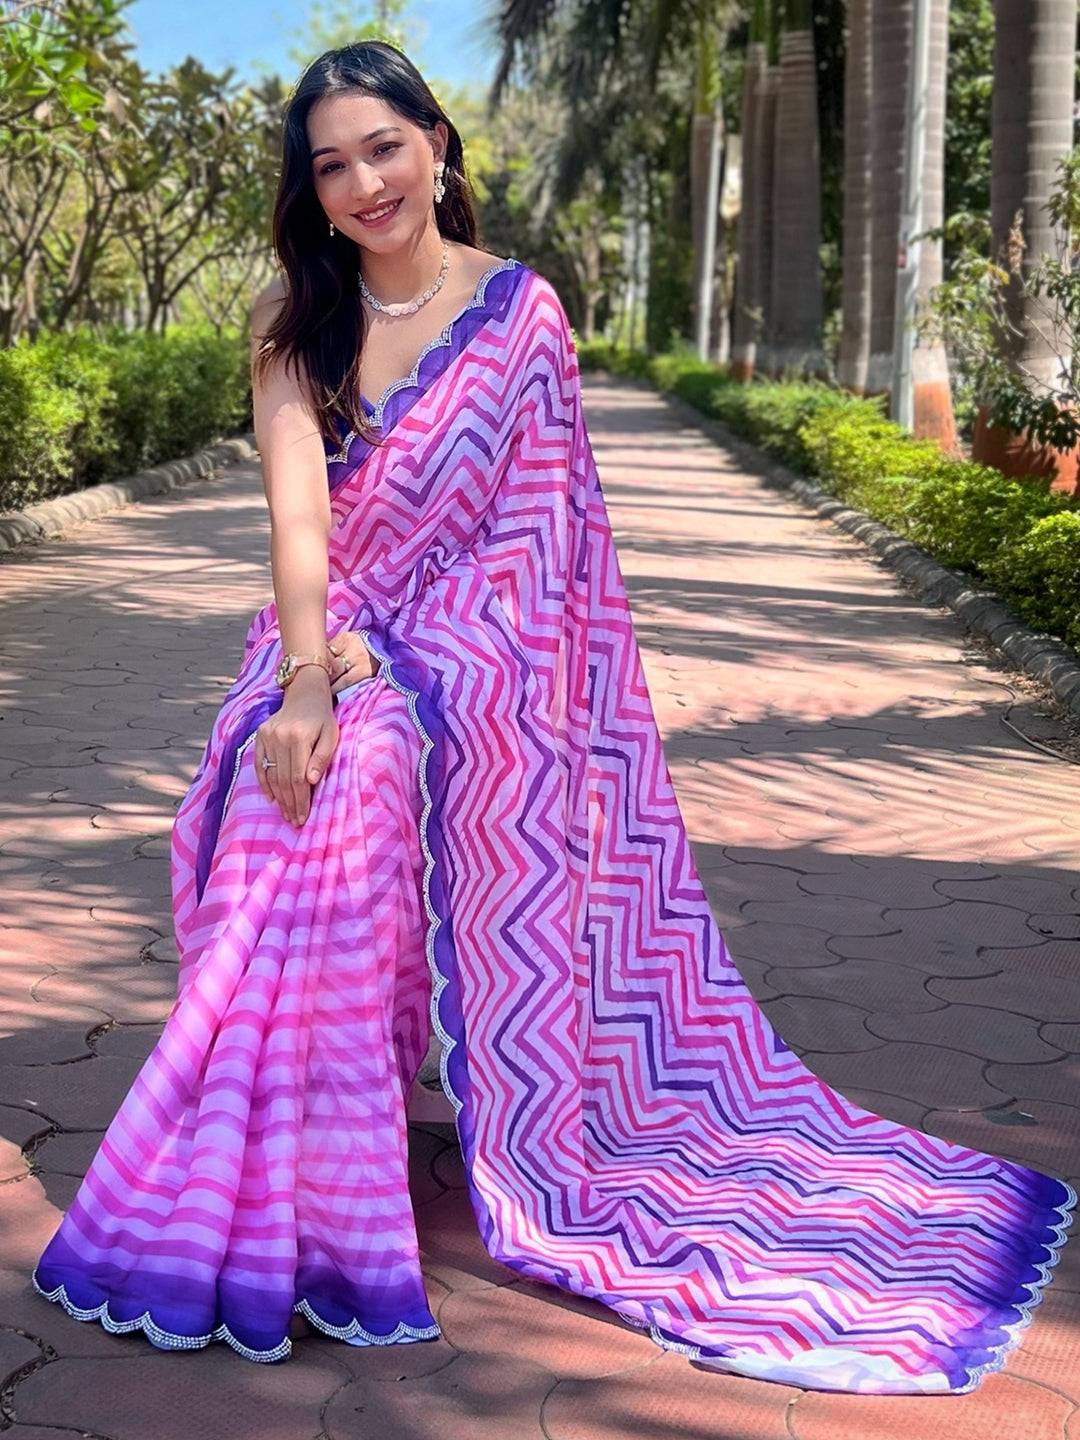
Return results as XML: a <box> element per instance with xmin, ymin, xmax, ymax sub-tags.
<box><xmin>32</xmin><ymin>40</ymin><xmax>1075</xmax><ymax>1394</ymax></box>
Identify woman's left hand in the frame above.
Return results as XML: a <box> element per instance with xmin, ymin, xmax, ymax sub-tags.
<box><xmin>326</xmin><ymin>628</ymin><xmax>380</xmax><ymax>695</ymax></box>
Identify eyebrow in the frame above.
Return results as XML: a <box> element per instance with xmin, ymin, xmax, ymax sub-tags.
<box><xmin>310</xmin><ymin>126</ymin><xmax>403</xmax><ymax>161</ymax></box>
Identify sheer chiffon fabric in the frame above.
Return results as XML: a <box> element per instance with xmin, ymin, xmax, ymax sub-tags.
<box><xmin>32</xmin><ymin>256</ymin><xmax>1076</xmax><ymax>1392</ymax></box>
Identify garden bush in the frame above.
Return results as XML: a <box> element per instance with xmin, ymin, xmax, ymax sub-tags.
<box><xmin>0</xmin><ymin>323</ymin><xmax>251</xmax><ymax>512</ymax></box>
<box><xmin>896</xmin><ymin>462</ymin><xmax>1072</xmax><ymax>573</ymax></box>
<box><xmin>983</xmin><ymin>511</ymin><xmax>1080</xmax><ymax>650</ymax></box>
<box><xmin>798</xmin><ymin>402</ymin><xmax>947</xmax><ymax>497</ymax></box>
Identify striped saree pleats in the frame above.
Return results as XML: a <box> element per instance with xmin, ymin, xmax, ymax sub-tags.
<box><xmin>33</xmin><ymin>258</ymin><xmax>1075</xmax><ymax>1391</ymax></box>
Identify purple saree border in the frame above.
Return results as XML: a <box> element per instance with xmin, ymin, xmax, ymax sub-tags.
<box><xmin>363</xmin><ymin>627</ymin><xmax>595</xmax><ymax>1305</ymax></box>
<box><xmin>325</xmin><ymin>255</ymin><xmax>527</xmax><ymax>485</ymax></box>
<box><xmin>30</xmin><ymin>1271</ymin><xmax>439</xmax><ymax>1364</ymax></box>
<box><xmin>190</xmin><ymin>257</ymin><xmax>531</xmax><ymax>902</ymax></box>
<box><xmin>366</xmin><ymin>640</ymin><xmax>1079</xmax><ymax>1392</ymax></box>
<box><xmin>37</xmin><ymin>253</ymin><xmax>1077</xmax><ymax>1384</ymax></box>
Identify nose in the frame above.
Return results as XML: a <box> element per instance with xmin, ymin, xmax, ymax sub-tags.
<box><xmin>350</xmin><ymin>161</ymin><xmax>385</xmax><ymax>205</ymax></box>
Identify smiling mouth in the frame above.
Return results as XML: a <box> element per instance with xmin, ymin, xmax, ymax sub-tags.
<box><xmin>352</xmin><ymin>198</ymin><xmax>403</xmax><ymax>220</ymax></box>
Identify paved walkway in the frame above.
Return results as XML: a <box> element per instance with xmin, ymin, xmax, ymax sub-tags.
<box><xmin>1</xmin><ymin>376</ymin><xmax>1078</xmax><ymax>1439</ymax></box>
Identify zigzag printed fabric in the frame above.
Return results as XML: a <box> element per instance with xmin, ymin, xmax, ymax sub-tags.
<box><xmin>32</xmin><ymin>256</ymin><xmax>1076</xmax><ymax>1392</ymax></box>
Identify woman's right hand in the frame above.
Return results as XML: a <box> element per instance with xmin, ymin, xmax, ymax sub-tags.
<box><xmin>254</xmin><ymin>669</ymin><xmax>339</xmax><ymax>827</ymax></box>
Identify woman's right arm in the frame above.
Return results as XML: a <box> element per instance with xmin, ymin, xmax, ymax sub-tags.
<box><xmin>248</xmin><ymin>277</ymin><xmax>338</xmax><ymax>827</ymax></box>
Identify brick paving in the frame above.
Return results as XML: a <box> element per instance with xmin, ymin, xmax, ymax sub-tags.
<box><xmin>1</xmin><ymin>375</ymin><xmax>1078</xmax><ymax>1438</ymax></box>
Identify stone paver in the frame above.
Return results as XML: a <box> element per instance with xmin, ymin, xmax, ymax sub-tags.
<box><xmin>1</xmin><ymin>376</ymin><xmax>1078</xmax><ymax>1437</ymax></box>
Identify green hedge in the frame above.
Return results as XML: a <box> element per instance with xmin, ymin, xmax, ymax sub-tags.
<box><xmin>577</xmin><ymin>341</ymin><xmax>1080</xmax><ymax>653</ymax></box>
<box><xmin>0</xmin><ymin>323</ymin><xmax>251</xmax><ymax>512</ymax></box>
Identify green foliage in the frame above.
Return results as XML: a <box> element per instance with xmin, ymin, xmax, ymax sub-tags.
<box><xmin>284</xmin><ymin>0</ymin><xmax>414</xmax><ymax>68</ymax></box>
<box><xmin>709</xmin><ymin>381</ymin><xmax>856</xmax><ymax>471</ymax></box>
<box><xmin>928</xmin><ymin>144</ymin><xmax>1080</xmax><ymax>454</ymax></box>
<box><xmin>0</xmin><ymin>329</ymin><xmax>118</xmax><ymax>505</ymax></box>
<box><xmin>645</xmin><ymin>134</ymin><xmax>695</xmax><ymax>355</ymax></box>
<box><xmin>101</xmin><ymin>324</ymin><xmax>251</xmax><ymax>476</ymax></box>
<box><xmin>945</xmin><ymin>0</ymin><xmax>994</xmax><ymax>229</ymax></box>
<box><xmin>577</xmin><ymin>338</ymin><xmax>654</xmax><ymax>380</ymax></box>
<box><xmin>0</xmin><ymin>322</ymin><xmax>249</xmax><ymax>510</ymax></box>
<box><xmin>895</xmin><ymin>462</ymin><xmax>1072</xmax><ymax>572</ymax></box>
<box><xmin>577</xmin><ymin>341</ymin><xmax>1080</xmax><ymax>653</ymax></box>
<box><xmin>2</xmin><ymin>1</ymin><xmax>282</xmax><ymax>344</ymax></box>
<box><xmin>983</xmin><ymin>511</ymin><xmax>1080</xmax><ymax>649</ymax></box>
<box><xmin>799</xmin><ymin>404</ymin><xmax>947</xmax><ymax>497</ymax></box>
<box><xmin>0</xmin><ymin>342</ymin><xmax>87</xmax><ymax>506</ymax></box>
<box><xmin>0</xmin><ymin>0</ymin><xmax>127</xmax><ymax>147</ymax></box>
<box><xmin>943</xmin><ymin>1</ymin><xmax>1080</xmax><ymax>236</ymax></box>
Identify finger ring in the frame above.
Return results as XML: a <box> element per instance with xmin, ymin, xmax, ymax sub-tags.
<box><xmin>261</xmin><ymin>755</ymin><xmax>277</xmax><ymax>770</ymax></box>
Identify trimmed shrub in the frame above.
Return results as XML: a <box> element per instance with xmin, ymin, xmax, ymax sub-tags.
<box><xmin>98</xmin><ymin>325</ymin><xmax>250</xmax><ymax>480</ymax></box>
<box><xmin>0</xmin><ymin>333</ymin><xmax>115</xmax><ymax>507</ymax></box>
<box><xmin>798</xmin><ymin>404</ymin><xmax>947</xmax><ymax>498</ymax></box>
<box><xmin>0</xmin><ymin>323</ymin><xmax>250</xmax><ymax>512</ymax></box>
<box><xmin>983</xmin><ymin>511</ymin><xmax>1080</xmax><ymax>649</ymax></box>
<box><xmin>897</xmin><ymin>462</ymin><xmax>1072</xmax><ymax>573</ymax></box>
<box><xmin>842</xmin><ymin>473</ymin><xmax>929</xmax><ymax>532</ymax></box>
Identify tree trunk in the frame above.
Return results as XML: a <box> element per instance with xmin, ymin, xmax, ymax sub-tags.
<box><xmin>690</xmin><ymin>19</ymin><xmax>725</xmax><ymax>363</ymax></box>
<box><xmin>755</xmin><ymin>65</ymin><xmax>780</xmax><ymax>371</ymax></box>
<box><xmin>972</xmin><ymin>0</ymin><xmax>1078</xmax><ymax>490</ymax></box>
<box><xmin>911</xmin><ymin>0</ymin><xmax>956</xmax><ymax>448</ymax></box>
<box><xmin>713</xmin><ymin>133</ymin><xmax>740</xmax><ymax>365</ymax></box>
<box><xmin>619</xmin><ymin>156</ymin><xmax>649</xmax><ymax>351</ymax></box>
<box><xmin>695</xmin><ymin>99</ymin><xmax>724</xmax><ymax>361</ymax></box>
<box><xmin>769</xmin><ymin>0</ymin><xmax>823</xmax><ymax>375</ymax></box>
<box><xmin>866</xmin><ymin>0</ymin><xmax>911</xmax><ymax>393</ymax></box>
<box><xmin>731</xmin><ymin>27</ymin><xmax>768</xmax><ymax>379</ymax></box>
<box><xmin>581</xmin><ymin>223</ymin><xmax>602</xmax><ymax>343</ymax></box>
<box><xmin>838</xmin><ymin>0</ymin><xmax>872</xmax><ymax>392</ymax></box>
<box><xmin>690</xmin><ymin>109</ymin><xmax>713</xmax><ymax>350</ymax></box>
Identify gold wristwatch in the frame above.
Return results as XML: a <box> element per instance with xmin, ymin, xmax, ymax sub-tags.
<box><xmin>274</xmin><ymin>651</ymin><xmax>333</xmax><ymax>689</ymax></box>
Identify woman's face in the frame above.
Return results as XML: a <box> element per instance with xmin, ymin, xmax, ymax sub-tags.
<box><xmin>307</xmin><ymin>91</ymin><xmax>447</xmax><ymax>252</ymax></box>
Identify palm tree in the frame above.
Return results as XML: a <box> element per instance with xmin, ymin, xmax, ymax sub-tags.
<box><xmin>866</xmin><ymin>0</ymin><xmax>910</xmax><ymax>393</ymax></box>
<box><xmin>972</xmin><ymin>0</ymin><xmax>1078</xmax><ymax>483</ymax></box>
<box><xmin>487</xmin><ymin>0</ymin><xmax>740</xmax><ymax>362</ymax></box>
<box><xmin>909</xmin><ymin>0</ymin><xmax>955</xmax><ymax>448</ymax></box>
<box><xmin>690</xmin><ymin>17</ymin><xmax>725</xmax><ymax>360</ymax></box>
<box><xmin>768</xmin><ymin>0</ymin><xmax>823</xmax><ymax>374</ymax></box>
<box><xmin>754</xmin><ymin>4</ymin><xmax>781</xmax><ymax>370</ymax></box>
<box><xmin>838</xmin><ymin>0</ymin><xmax>871</xmax><ymax>392</ymax></box>
<box><xmin>858</xmin><ymin>0</ymin><xmax>955</xmax><ymax>440</ymax></box>
<box><xmin>731</xmin><ymin>0</ymin><xmax>769</xmax><ymax>379</ymax></box>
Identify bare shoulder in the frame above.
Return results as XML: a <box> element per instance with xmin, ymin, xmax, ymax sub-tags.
<box><xmin>250</xmin><ymin>273</ymin><xmax>288</xmax><ymax>339</ymax></box>
<box><xmin>248</xmin><ymin>273</ymin><xmax>313</xmax><ymax>402</ymax></box>
<box><xmin>452</xmin><ymin>243</ymin><xmax>514</xmax><ymax>283</ymax></box>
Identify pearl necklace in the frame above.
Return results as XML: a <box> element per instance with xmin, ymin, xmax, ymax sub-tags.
<box><xmin>358</xmin><ymin>240</ymin><xmax>450</xmax><ymax>316</ymax></box>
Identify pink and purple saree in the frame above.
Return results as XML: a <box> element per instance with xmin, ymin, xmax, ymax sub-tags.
<box><xmin>32</xmin><ymin>255</ymin><xmax>1076</xmax><ymax>1394</ymax></box>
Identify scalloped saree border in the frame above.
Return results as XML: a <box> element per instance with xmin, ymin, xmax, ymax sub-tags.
<box><xmin>325</xmin><ymin>255</ymin><xmax>524</xmax><ymax>477</ymax></box>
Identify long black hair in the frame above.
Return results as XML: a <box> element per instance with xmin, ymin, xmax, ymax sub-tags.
<box><xmin>254</xmin><ymin>41</ymin><xmax>482</xmax><ymax>448</ymax></box>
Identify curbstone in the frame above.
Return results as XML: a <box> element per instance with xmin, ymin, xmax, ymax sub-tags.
<box><xmin>649</xmin><ymin>383</ymin><xmax>1080</xmax><ymax>724</ymax></box>
<box><xmin>0</xmin><ymin>431</ymin><xmax>258</xmax><ymax>557</ymax></box>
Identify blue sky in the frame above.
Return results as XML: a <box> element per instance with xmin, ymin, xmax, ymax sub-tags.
<box><xmin>124</xmin><ymin>0</ymin><xmax>501</xmax><ymax>93</ymax></box>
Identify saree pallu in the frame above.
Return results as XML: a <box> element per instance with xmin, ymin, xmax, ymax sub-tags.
<box><xmin>32</xmin><ymin>256</ymin><xmax>1076</xmax><ymax>1394</ymax></box>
